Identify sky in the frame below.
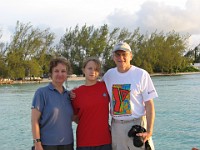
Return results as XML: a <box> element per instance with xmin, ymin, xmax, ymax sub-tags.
<box><xmin>0</xmin><ymin>0</ymin><xmax>200</xmax><ymax>49</ymax></box>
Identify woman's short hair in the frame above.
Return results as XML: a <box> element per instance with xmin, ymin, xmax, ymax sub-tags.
<box><xmin>49</xmin><ymin>57</ymin><xmax>72</xmax><ymax>77</ymax></box>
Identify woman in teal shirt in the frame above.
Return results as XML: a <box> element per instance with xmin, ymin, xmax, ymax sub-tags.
<box><xmin>31</xmin><ymin>57</ymin><xmax>74</xmax><ymax>150</ymax></box>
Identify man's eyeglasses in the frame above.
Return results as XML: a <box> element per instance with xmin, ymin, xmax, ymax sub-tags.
<box><xmin>114</xmin><ymin>52</ymin><xmax>130</xmax><ymax>58</ymax></box>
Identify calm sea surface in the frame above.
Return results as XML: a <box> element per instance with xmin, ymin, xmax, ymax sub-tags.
<box><xmin>0</xmin><ymin>74</ymin><xmax>200</xmax><ymax>150</ymax></box>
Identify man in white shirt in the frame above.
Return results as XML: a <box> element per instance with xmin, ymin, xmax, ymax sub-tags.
<box><xmin>103</xmin><ymin>42</ymin><xmax>158</xmax><ymax>150</ymax></box>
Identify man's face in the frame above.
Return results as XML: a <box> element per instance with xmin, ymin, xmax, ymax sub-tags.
<box><xmin>112</xmin><ymin>50</ymin><xmax>133</xmax><ymax>71</ymax></box>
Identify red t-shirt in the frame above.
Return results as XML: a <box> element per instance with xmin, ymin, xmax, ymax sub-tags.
<box><xmin>72</xmin><ymin>81</ymin><xmax>111</xmax><ymax>147</ymax></box>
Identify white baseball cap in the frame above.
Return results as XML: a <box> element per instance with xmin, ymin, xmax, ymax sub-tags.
<box><xmin>112</xmin><ymin>42</ymin><xmax>131</xmax><ymax>52</ymax></box>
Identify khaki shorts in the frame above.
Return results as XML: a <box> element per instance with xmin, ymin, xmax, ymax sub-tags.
<box><xmin>111</xmin><ymin>116</ymin><xmax>155</xmax><ymax>150</ymax></box>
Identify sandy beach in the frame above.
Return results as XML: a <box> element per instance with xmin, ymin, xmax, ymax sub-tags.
<box><xmin>0</xmin><ymin>76</ymin><xmax>86</xmax><ymax>85</ymax></box>
<box><xmin>10</xmin><ymin>76</ymin><xmax>85</xmax><ymax>84</ymax></box>
<box><xmin>67</xmin><ymin>76</ymin><xmax>85</xmax><ymax>81</ymax></box>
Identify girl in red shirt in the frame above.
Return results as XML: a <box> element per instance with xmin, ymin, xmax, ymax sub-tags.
<box><xmin>72</xmin><ymin>57</ymin><xmax>112</xmax><ymax>150</ymax></box>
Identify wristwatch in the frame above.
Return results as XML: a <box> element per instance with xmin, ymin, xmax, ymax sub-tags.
<box><xmin>33</xmin><ymin>139</ymin><xmax>41</xmax><ymax>143</ymax></box>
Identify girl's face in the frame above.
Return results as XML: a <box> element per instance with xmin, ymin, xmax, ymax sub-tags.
<box><xmin>51</xmin><ymin>63</ymin><xmax>68</xmax><ymax>85</ymax></box>
<box><xmin>83</xmin><ymin>61</ymin><xmax>99</xmax><ymax>81</ymax></box>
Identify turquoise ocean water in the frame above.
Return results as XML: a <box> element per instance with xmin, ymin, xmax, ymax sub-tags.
<box><xmin>0</xmin><ymin>74</ymin><xmax>200</xmax><ymax>150</ymax></box>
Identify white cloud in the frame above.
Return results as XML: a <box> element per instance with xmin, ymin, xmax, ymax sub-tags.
<box><xmin>107</xmin><ymin>0</ymin><xmax>200</xmax><ymax>34</ymax></box>
<box><xmin>106</xmin><ymin>0</ymin><xmax>200</xmax><ymax>48</ymax></box>
<box><xmin>0</xmin><ymin>0</ymin><xmax>199</xmax><ymax>48</ymax></box>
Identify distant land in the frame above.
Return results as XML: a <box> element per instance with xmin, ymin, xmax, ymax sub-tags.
<box><xmin>1</xmin><ymin>72</ymin><xmax>200</xmax><ymax>85</ymax></box>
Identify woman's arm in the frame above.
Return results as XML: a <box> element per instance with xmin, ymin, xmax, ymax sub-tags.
<box><xmin>31</xmin><ymin>109</ymin><xmax>43</xmax><ymax>150</ymax></box>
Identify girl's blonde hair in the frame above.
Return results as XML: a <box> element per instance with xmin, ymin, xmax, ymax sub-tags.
<box><xmin>82</xmin><ymin>57</ymin><xmax>101</xmax><ymax>74</ymax></box>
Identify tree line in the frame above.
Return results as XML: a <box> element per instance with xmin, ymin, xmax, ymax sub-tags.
<box><xmin>0</xmin><ymin>21</ymin><xmax>199</xmax><ymax>80</ymax></box>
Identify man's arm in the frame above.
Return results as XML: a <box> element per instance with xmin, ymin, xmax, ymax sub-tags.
<box><xmin>137</xmin><ymin>99</ymin><xmax>155</xmax><ymax>143</ymax></box>
<box><xmin>145</xmin><ymin>99</ymin><xmax>155</xmax><ymax>135</ymax></box>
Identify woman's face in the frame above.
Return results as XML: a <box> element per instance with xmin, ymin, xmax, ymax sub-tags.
<box><xmin>51</xmin><ymin>63</ymin><xmax>68</xmax><ymax>85</ymax></box>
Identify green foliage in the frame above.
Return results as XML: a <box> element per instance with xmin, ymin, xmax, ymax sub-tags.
<box><xmin>0</xmin><ymin>22</ymin><xmax>199</xmax><ymax>79</ymax></box>
<box><xmin>184</xmin><ymin>44</ymin><xmax>200</xmax><ymax>63</ymax></box>
<box><xmin>4</xmin><ymin>21</ymin><xmax>55</xmax><ymax>79</ymax></box>
<box><xmin>0</xmin><ymin>31</ymin><xmax>8</xmax><ymax>77</ymax></box>
<box><xmin>180</xmin><ymin>66</ymin><xmax>199</xmax><ymax>72</ymax></box>
<box><xmin>132</xmin><ymin>31</ymin><xmax>189</xmax><ymax>73</ymax></box>
<box><xmin>58</xmin><ymin>24</ymin><xmax>111</xmax><ymax>74</ymax></box>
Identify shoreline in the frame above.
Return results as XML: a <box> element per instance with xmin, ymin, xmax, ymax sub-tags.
<box><xmin>150</xmin><ymin>71</ymin><xmax>200</xmax><ymax>76</ymax></box>
<box><xmin>0</xmin><ymin>76</ymin><xmax>86</xmax><ymax>85</ymax></box>
<box><xmin>1</xmin><ymin>72</ymin><xmax>200</xmax><ymax>85</ymax></box>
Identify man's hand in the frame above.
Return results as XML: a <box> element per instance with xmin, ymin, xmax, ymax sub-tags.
<box><xmin>69</xmin><ymin>86</ymin><xmax>79</xmax><ymax>100</ymax></box>
<box><xmin>136</xmin><ymin>131</ymin><xmax>152</xmax><ymax>143</ymax></box>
